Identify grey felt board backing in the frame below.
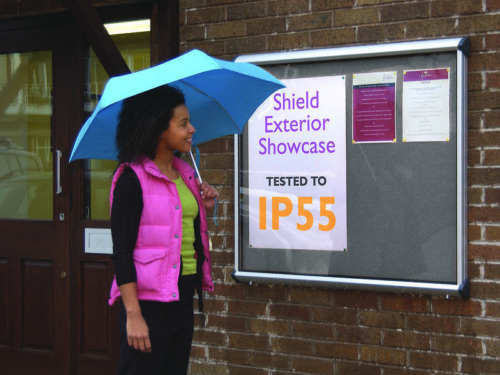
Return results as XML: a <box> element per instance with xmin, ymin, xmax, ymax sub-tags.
<box><xmin>239</xmin><ymin>51</ymin><xmax>458</xmax><ymax>284</ymax></box>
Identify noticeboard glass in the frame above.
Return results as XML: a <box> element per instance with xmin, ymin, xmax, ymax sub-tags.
<box><xmin>233</xmin><ymin>38</ymin><xmax>470</xmax><ymax>297</ymax></box>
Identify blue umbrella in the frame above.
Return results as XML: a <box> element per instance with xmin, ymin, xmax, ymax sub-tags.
<box><xmin>69</xmin><ymin>49</ymin><xmax>285</xmax><ymax>171</ymax></box>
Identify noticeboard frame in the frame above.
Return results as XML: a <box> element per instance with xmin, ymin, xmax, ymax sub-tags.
<box><xmin>232</xmin><ymin>37</ymin><xmax>470</xmax><ymax>298</ymax></box>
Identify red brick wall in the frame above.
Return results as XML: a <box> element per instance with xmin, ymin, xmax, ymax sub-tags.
<box><xmin>181</xmin><ymin>1</ymin><xmax>500</xmax><ymax>374</ymax></box>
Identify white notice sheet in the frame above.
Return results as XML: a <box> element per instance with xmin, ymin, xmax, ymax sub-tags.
<box><xmin>403</xmin><ymin>68</ymin><xmax>450</xmax><ymax>142</ymax></box>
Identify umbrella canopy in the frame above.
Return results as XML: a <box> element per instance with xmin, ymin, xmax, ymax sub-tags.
<box><xmin>69</xmin><ymin>49</ymin><xmax>285</xmax><ymax>162</ymax></box>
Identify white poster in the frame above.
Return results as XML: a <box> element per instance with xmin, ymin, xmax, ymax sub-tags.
<box><xmin>248</xmin><ymin>76</ymin><xmax>347</xmax><ymax>251</ymax></box>
<box><xmin>403</xmin><ymin>68</ymin><xmax>450</xmax><ymax>142</ymax></box>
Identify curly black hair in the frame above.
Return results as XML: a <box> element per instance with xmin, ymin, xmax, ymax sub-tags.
<box><xmin>115</xmin><ymin>85</ymin><xmax>186</xmax><ymax>163</ymax></box>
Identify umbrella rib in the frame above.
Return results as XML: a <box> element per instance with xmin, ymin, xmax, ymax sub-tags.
<box><xmin>179</xmin><ymin>79</ymin><xmax>240</xmax><ymax>130</ymax></box>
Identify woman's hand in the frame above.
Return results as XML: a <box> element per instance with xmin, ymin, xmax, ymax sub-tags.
<box><xmin>199</xmin><ymin>181</ymin><xmax>219</xmax><ymax>211</ymax></box>
<box><xmin>126</xmin><ymin>311</ymin><xmax>152</xmax><ymax>353</ymax></box>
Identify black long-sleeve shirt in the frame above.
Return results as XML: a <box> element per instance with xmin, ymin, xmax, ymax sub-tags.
<box><xmin>110</xmin><ymin>167</ymin><xmax>143</xmax><ymax>286</ymax></box>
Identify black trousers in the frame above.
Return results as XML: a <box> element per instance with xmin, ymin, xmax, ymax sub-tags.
<box><xmin>118</xmin><ymin>275</ymin><xmax>196</xmax><ymax>375</ymax></box>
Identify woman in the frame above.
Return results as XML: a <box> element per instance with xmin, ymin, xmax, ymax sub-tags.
<box><xmin>109</xmin><ymin>85</ymin><xmax>218</xmax><ymax>374</ymax></box>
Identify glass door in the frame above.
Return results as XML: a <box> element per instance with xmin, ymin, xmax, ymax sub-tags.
<box><xmin>0</xmin><ymin>24</ymin><xmax>71</xmax><ymax>375</ymax></box>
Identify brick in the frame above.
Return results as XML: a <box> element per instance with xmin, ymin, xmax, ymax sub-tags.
<box><xmin>486</xmin><ymin>72</ymin><xmax>500</xmax><ymax>89</ymax></box>
<box><xmin>407</xmin><ymin>315</ymin><xmax>459</xmax><ymax>334</ymax></box>
<box><xmin>360</xmin><ymin>346</ymin><xmax>406</xmax><ymax>366</ymax></box>
<box><xmin>211</xmin><ymin>250</ymin><xmax>234</xmax><ymax>266</ymax></box>
<box><xmin>487</xmin><ymin>0</ymin><xmax>500</xmax><ymax>9</ymax></box>
<box><xmin>383</xmin><ymin>368</ymin><xmax>429</xmax><ymax>375</ymax></box>
<box><xmin>383</xmin><ymin>331</ymin><xmax>430</xmax><ymax>350</ymax></box>
<box><xmin>226</xmin><ymin>36</ymin><xmax>267</xmax><ymax>54</ymax></box>
<box><xmin>191</xmin><ymin>344</ymin><xmax>206</xmax><ymax>359</ymax></box>
<box><xmin>247</xmin><ymin>319</ymin><xmax>289</xmax><ymax>335</ymax></box>
<box><xmin>268</xmin><ymin>32</ymin><xmax>311</xmax><ymax>51</ymax></box>
<box><xmin>485</xmin><ymin>339</ymin><xmax>500</xmax><ymax>356</ymax></box>
<box><xmin>468</xmin><ymin>245</ymin><xmax>500</xmax><ymax>262</ymax></box>
<box><xmin>409</xmin><ymin>352</ymin><xmax>459</xmax><ymax>371</ymax></box>
<box><xmin>205</xmin><ymin>153</ymin><xmax>234</xmax><ymax>169</ymax></box>
<box><xmin>180</xmin><ymin>0</ymin><xmax>205</xmax><ymax>9</ymax></box>
<box><xmin>193</xmin><ymin>329</ymin><xmax>226</xmax><ymax>345</ymax></box>
<box><xmin>431</xmin><ymin>298</ymin><xmax>482</xmax><ymax>316</ymax></box>
<box><xmin>268</xmin><ymin>0</ymin><xmax>310</xmax><ymax>16</ymax></box>
<box><xmin>207</xmin><ymin>314</ymin><xmax>246</xmax><ymax>331</ymax></box>
<box><xmin>468</xmin><ymin>111</ymin><xmax>482</xmax><ymax>129</ymax></box>
<box><xmin>459</xmin><ymin>15</ymin><xmax>500</xmax><ymax>34</ymax></box>
<box><xmin>289</xmin><ymin>287</ymin><xmax>332</xmax><ymax>306</ymax></box>
<box><xmin>186</xmin><ymin>7</ymin><xmax>225</xmax><ymax>25</ymax></box>
<box><xmin>228</xmin><ymin>333</ymin><xmax>268</xmax><ymax>350</ymax></box>
<box><xmin>334</xmin><ymin>291</ymin><xmax>378</xmax><ymax>309</ymax></box>
<box><xmin>312</xmin><ymin>307</ymin><xmax>357</xmax><ymax>325</ymax></box>
<box><xmin>431</xmin><ymin>0</ymin><xmax>483</xmax><ymax>17</ymax></box>
<box><xmin>311</xmin><ymin>28</ymin><xmax>355</xmax><ymax>47</ymax></box>
<box><xmin>461</xmin><ymin>318</ymin><xmax>500</xmax><ymax>336</ymax></box>
<box><xmin>315</xmin><ymin>342</ymin><xmax>358</xmax><ymax>360</ymax></box>
<box><xmin>380</xmin><ymin>2</ymin><xmax>429</xmax><ymax>22</ymax></box>
<box><xmin>468</xmin><ymin>188</ymin><xmax>482</xmax><ymax>204</ymax></box>
<box><xmin>203</xmin><ymin>297</ymin><xmax>226</xmax><ymax>313</ymax></box>
<box><xmin>207</xmin><ymin>22</ymin><xmax>246</xmax><ymax>39</ymax></box>
<box><xmin>468</xmin><ymin>72</ymin><xmax>482</xmax><ymax>91</ymax></box>
<box><xmin>245</xmin><ymin>284</ymin><xmax>288</xmax><ymax>302</ymax></box>
<box><xmin>485</xmin><ymin>263</ymin><xmax>500</xmax><ymax>279</ymax></box>
<box><xmin>292</xmin><ymin>357</ymin><xmax>334</xmax><ymax>375</ymax></box>
<box><xmin>337</xmin><ymin>326</ymin><xmax>381</xmax><ymax>345</ymax></box>
<box><xmin>248</xmin><ymin>351</ymin><xmax>290</xmax><ymax>370</ymax></box>
<box><xmin>213</xmin><ymin>282</ymin><xmax>245</xmax><ymax>298</ymax></box>
<box><xmin>462</xmin><ymin>357</ymin><xmax>500</xmax><ymax>374</ymax></box>
<box><xmin>483</xmin><ymin>110</ymin><xmax>500</xmax><ymax>128</ymax></box>
<box><xmin>227</xmin><ymin>2</ymin><xmax>267</xmax><ymax>21</ymax></box>
<box><xmin>246</xmin><ymin>17</ymin><xmax>287</xmax><ymax>36</ymax></box>
<box><xmin>432</xmin><ymin>335</ymin><xmax>482</xmax><ymax>354</ymax></box>
<box><xmin>335</xmin><ymin>7</ymin><xmax>379</xmax><ymax>26</ymax></box>
<box><xmin>191</xmin><ymin>362</ymin><xmax>227</xmax><ymax>375</ymax></box>
<box><xmin>486</xmin><ymin>34</ymin><xmax>500</xmax><ymax>50</ymax></box>
<box><xmin>359</xmin><ymin>311</ymin><xmax>405</xmax><ymax>329</ymax></box>
<box><xmin>180</xmin><ymin>25</ymin><xmax>206</xmax><ymax>41</ymax></box>
<box><xmin>269</xmin><ymin>304</ymin><xmax>311</xmax><ymax>321</ymax></box>
<box><xmin>312</xmin><ymin>0</ymin><xmax>354</xmax><ymax>11</ymax></box>
<box><xmin>468</xmin><ymin>207</ymin><xmax>500</xmax><ymax>222</ymax></box>
<box><xmin>357</xmin><ymin>24</ymin><xmax>405</xmax><ymax>43</ymax></box>
<box><xmin>288</xmin><ymin>13</ymin><xmax>332</xmax><ymax>31</ymax></box>
<box><xmin>182</xmin><ymin>40</ymin><xmax>226</xmax><ymax>56</ymax></box>
<box><xmin>228</xmin><ymin>300</ymin><xmax>267</xmax><ymax>316</ymax></box>
<box><xmin>468</xmin><ymin>149</ymin><xmax>480</xmax><ymax>165</ymax></box>
<box><xmin>291</xmin><ymin>322</ymin><xmax>334</xmax><ymax>339</ymax></box>
<box><xmin>336</xmin><ymin>361</ymin><xmax>381</xmax><ymax>375</ymax></box>
<box><xmin>227</xmin><ymin>365</ymin><xmax>267</xmax><ymax>375</ymax></box>
<box><xmin>209</xmin><ymin>347</ymin><xmax>248</xmax><ymax>365</ymax></box>
<box><xmin>470</xmin><ymin>280</ymin><xmax>500</xmax><ymax>299</ymax></box>
<box><xmin>485</xmin><ymin>226</ymin><xmax>500</xmax><ymax>242</ymax></box>
<box><xmin>195</xmin><ymin>312</ymin><xmax>206</xmax><ymax>328</ymax></box>
<box><xmin>380</xmin><ymin>294</ymin><xmax>429</xmax><ymax>313</ymax></box>
<box><xmin>468</xmin><ymin>261</ymin><xmax>481</xmax><ymax>279</ymax></box>
<box><xmin>271</xmin><ymin>337</ymin><xmax>313</xmax><ymax>355</ymax></box>
<box><xmin>469</xmin><ymin>52</ymin><xmax>500</xmax><ymax>71</ymax></box>
<box><xmin>405</xmin><ymin>19</ymin><xmax>456</xmax><ymax>39</ymax></box>
<box><xmin>484</xmin><ymin>149</ymin><xmax>500</xmax><ymax>165</ymax></box>
<box><xmin>467</xmin><ymin>168</ymin><xmax>500</xmax><ymax>185</ymax></box>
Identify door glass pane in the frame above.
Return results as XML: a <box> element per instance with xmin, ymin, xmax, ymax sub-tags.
<box><xmin>83</xmin><ymin>23</ymin><xmax>150</xmax><ymax>220</ymax></box>
<box><xmin>0</xmin><ymin>51</ymin><xmax>53</xmax><ymax>220</ymax></box>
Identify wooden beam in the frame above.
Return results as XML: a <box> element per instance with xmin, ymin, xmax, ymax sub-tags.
<box><xmin>158</xmin><ymin>0</ymin><xmax>179</xmax><ymax>63</ymax></box>
<box><xmin>60</xmin><ymin>0</ymin><xmax>131</xmax><ymax>77</ymax></box>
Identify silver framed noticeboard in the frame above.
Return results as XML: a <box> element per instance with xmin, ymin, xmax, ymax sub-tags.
<box><xmin>232</xmin><ymin>37</ymin><xmax>470</xmax><ymax>298</ymax></box>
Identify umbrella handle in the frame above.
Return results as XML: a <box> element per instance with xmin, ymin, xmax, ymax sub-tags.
<box><xmin>189</xmin><ymin>150</ymin><xmax>203</xmax><ymax>185</ymax></box>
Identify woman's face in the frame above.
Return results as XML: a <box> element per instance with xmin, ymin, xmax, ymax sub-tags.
<box><xmin>158</xmin><ymin>104</ymin><xmax>195</xmax><ymax>154</ymax></box>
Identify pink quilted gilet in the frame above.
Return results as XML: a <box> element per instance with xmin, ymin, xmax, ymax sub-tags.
<box><xmin>108</xmin><ymin>155</ymin><xmax>214</xmax><ymax>306</ymax></box>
